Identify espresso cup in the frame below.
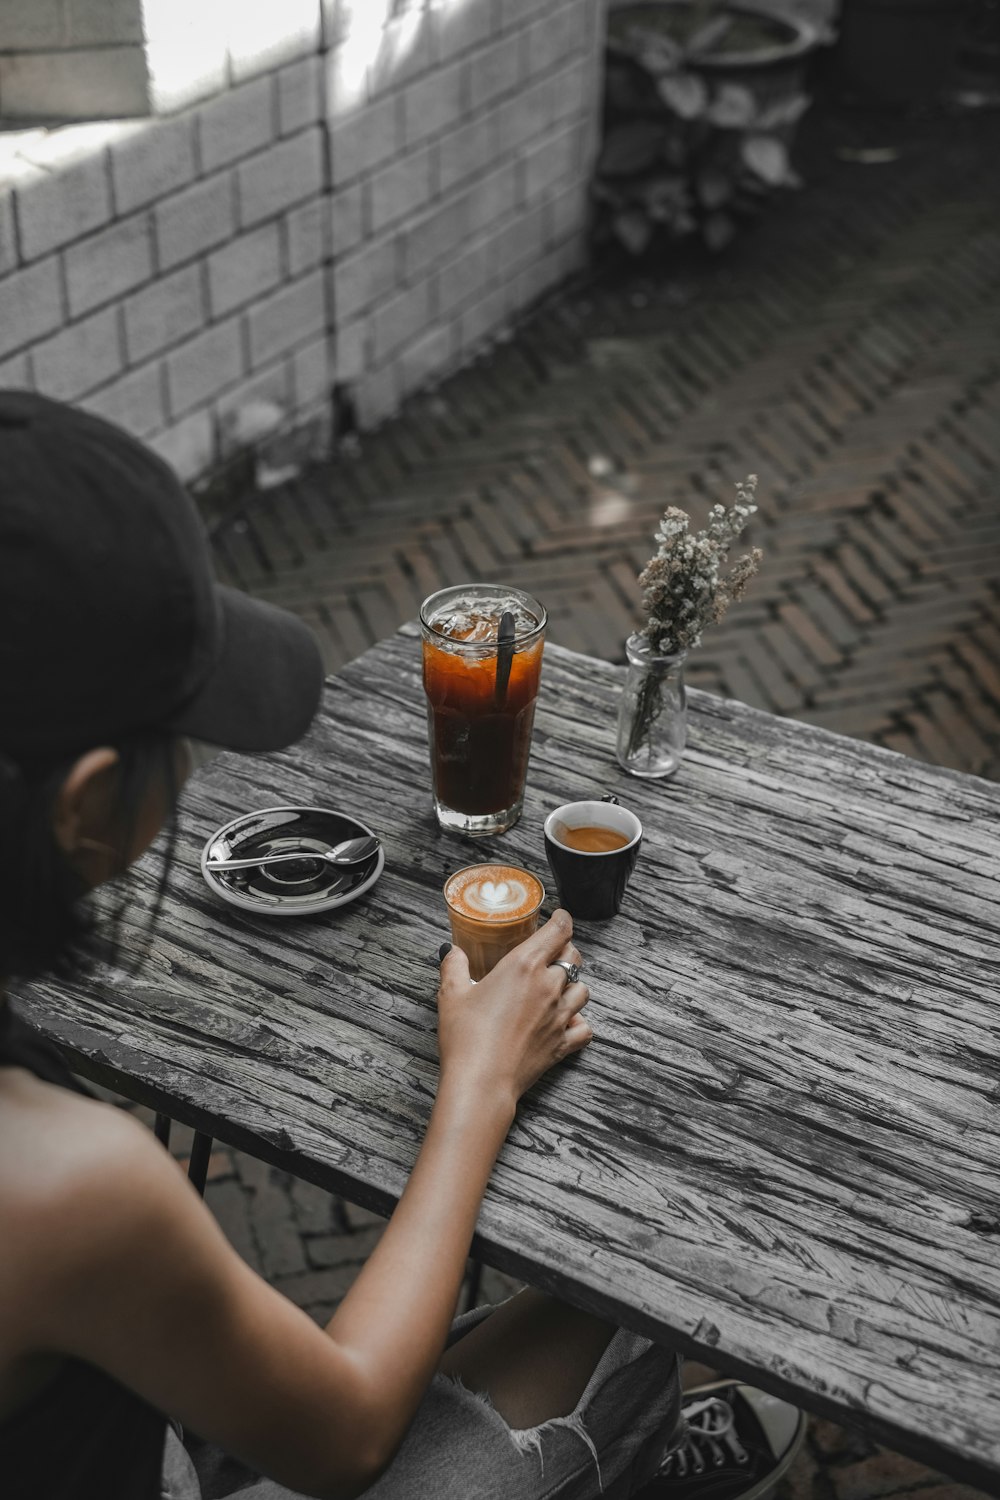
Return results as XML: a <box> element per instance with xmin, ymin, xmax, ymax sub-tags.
<box><xmin>543</xmin><ymin>798</ymin><xmax>642</xmax><ymax>921</ymax></box>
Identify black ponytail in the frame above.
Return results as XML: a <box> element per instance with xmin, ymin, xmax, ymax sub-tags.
<box><xmin>0</xmin><ymin>733</ymin><xmax>179</xmax><ymax>982</ymax></box>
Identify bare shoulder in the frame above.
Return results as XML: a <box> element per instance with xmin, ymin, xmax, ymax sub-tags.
<box><xmin>0</xmin><ymin>1070</ymin><xmax>382</xmax><ymax>1498</ymax></box>
<box><xmin>0</xmin><ymin>1068</ymin><xmax>179</xmax><ymax>1338</ymax></box>
<box><xmin>0</xmin><ymin>1065</ymin><xmax>157</xmax><ymax>1207</ymax></box>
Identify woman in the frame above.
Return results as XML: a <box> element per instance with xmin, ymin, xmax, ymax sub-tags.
<box><xmin>0</xmin><ymin>393</ymin><xmax>791</xmax><ymax>1500</ymax></box>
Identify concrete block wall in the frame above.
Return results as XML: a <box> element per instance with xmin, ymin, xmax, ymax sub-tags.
<box><xmin>0</xmin><ymin>0</ymin><xmax>150</xmax><ymax>121</ymax></box>
<box><xmin>0</xmin><ymin>0</ymin><xmax>605</xmax><ymax>483</ymax></box>
<box><xmin>0</xmin><ymin>94</ymin><xmax>329</xmax><ymax>483</ymax></box>
<box><xmin>334</xmin><ymin>0</ymin><xmax>605</xmax><ymax>427</ymax></box>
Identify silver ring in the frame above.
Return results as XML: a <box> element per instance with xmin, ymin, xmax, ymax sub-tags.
<box><xmin>553</xmin><ymin>960</ymin><xmax>581</xmax><ymax>985</ymax></box>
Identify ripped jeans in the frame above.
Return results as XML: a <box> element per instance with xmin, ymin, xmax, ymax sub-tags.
<box><xmin>161</xmin><ymin>1299</ymin><xmax>684</xmax><ymax>1500</ymax></box>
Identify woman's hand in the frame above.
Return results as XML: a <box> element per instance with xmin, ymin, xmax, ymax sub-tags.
<box><xmin>436</xmin><ymin>909</ymin><xmax>592</xmax><ymax>1107</ymax></box>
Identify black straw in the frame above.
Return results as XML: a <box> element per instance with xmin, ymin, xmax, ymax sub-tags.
<box><xmin>495</xmin><ymin>610</ymin><xmax>516</xmax><ymax>707</ymax></box>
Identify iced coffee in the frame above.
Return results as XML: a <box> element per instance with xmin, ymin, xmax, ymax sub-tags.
<box><xmin>420</xmin><ymin>584</ymin><xmax>546</xmax><ymax>837</ymax></box>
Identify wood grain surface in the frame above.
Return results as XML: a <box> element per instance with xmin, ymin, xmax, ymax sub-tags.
<box><xmin>13</xmin><ymin>626</ymin><xmax>1000</xmax><ymax>1491</ymax></box>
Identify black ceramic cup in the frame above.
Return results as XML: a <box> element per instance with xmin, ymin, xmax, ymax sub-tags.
<box><xmin>543</xmin><ymin>797</ymin><xmax>642</xmax><ymax>921</ymax></box>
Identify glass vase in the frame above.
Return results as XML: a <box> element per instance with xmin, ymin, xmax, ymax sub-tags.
<box><xmin>616</xmin><ymin>635</ymin><xmax>687</xmax><ymax>779</ymax></box>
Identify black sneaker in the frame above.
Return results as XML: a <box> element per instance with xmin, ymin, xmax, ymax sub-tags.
<box><xmin>633</xmin><ymin>1379</ymin><xmax>806</xmax><ymax>1500</ymax></box>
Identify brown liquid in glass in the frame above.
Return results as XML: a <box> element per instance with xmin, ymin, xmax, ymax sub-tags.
<box><xmin>423</xmin><ymin>636</ymin><xmax>543</xmax><ymax>816</ymax></box>
<box><xmin>444</xmin><ymin>865</ymin><xmax>545</xmax><ymax>980</ymax></box>
<box><xmin>555</xmin><ymin>824</ymin><xmax>630</xmax><ymax>853</ymax></box>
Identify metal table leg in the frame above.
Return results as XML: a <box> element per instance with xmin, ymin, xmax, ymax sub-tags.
<box><xmin>154</xmin><ymin>1116</ymin><xmax>213</xmax><ymax>1198</ymax></box>
<box><xmin>463</xmin><ymin>1258</ymin><xmax>484</xmax><ymax>1313</ymax></box>
<box><xmin>187</xmin><ymin>1131</ymin><xmax>214</xmax><ymax>1197</ymax></box>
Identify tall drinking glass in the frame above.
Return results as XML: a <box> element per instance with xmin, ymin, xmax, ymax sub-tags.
<box><xmin>420</xmin><ymin>584</ymin><xmax>547</xmax><ymax>837</ymax></box>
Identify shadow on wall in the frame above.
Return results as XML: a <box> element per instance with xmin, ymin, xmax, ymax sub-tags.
<box><xmin>0</xmin><ymin>0</ymin><xmax>600</xmax><ymax>487</ymax></box>
<box><xmin>146</xmin><ymin>0</ymin><xmax>477</xmax><ymax>119</ymax></box>
<box><xmin>0</xmin><ymin>1</ymin><xmax>460</xmax><ymax>119</ymax></box>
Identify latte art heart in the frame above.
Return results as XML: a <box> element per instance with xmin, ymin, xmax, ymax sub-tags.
<box><xmin>445</xmin><ymin>863</ymin><xmax>544</xmax><ymax>922</ymax></box>
<box><xmin>468</xmin><ymin>877</ymin><xmax>525</xmax><ymax>915</ymax></box>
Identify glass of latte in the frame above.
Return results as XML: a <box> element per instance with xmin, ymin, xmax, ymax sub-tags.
<box><xmin>443</xmin><ymin>863</ymin><xmax>545</xmax><ymax>980</ymax></box>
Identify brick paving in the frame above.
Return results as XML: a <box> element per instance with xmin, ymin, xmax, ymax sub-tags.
<box><xmin>118</xmin><ymin>97</ymin><xmax>999</xmax><ymax>1498</ymax></box>
<box><xmin>209</xmin><ymin>101</ymin><xmax>1000</xmax><ymax>782</ymax></box>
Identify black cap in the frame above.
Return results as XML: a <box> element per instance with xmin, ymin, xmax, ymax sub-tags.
<box><xmin>0</xmin><ymin>391</ymin><xmax>325</xmax><ymax>758</ymax></box>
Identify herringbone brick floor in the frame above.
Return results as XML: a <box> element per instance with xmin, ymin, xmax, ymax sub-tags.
<box><xmin>118</xmin><ymin>99</ymin><xmax>1000</xmax><ymax>1498</ymax></box>
<box><xmin>211</xmin><ymin>104</ymin><xmax>1000</xmax><ymax>784</ymax></box>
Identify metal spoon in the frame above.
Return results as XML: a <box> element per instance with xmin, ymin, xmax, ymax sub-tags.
<box><xmin>207</xmin><ymin>834</ymin><xmax>380</xmax><ymax>873</ymax></box>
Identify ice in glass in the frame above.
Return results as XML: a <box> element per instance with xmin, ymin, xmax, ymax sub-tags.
<box><xmin>420</xmin><ymin>584</ymin><xmax>546</xmax><ymax>837</ymax></box>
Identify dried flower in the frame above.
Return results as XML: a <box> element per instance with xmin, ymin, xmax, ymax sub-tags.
<box><xmin>638</xmin><ymin>474</ymin><xmax>762</xmax><ymax>655</ymax></box>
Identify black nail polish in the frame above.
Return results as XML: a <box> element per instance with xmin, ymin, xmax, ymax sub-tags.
<box><xmin>438</xmin><ymin>942</ymin><xmax>452</xmax><ymax>962</ymax></box>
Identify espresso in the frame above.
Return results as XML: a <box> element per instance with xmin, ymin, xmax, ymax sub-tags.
<box><xmin>544</xmin><ymin>800</ymin><xmax>643</xmax><ymax>920</ymax></box>
<box><xmin>555</xmin><ymin>824</ymin><xmax>630</xmax><ymax>853</ymax></box>
<box><xmin>444</xmin><ymin>864</ymin><xmax>545</xmax><ymax>979</ymax></box>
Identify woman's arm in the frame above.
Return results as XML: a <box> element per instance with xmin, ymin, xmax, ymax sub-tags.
<box><xmin>13</xmin><ymin>913</ymin><xmax>591</xmax><ymax>1499</ymax></box>
<box><xmin>327</xmin><ymin>910</ymin><xmax>591</xmax><ymax>1462</ymax></box>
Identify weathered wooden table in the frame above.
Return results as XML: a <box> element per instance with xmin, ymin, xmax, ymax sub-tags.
<box><xmin>14</xmin><ymin>626</ymin><xmax>1000</xmax><ymax>1493</ymax></box>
